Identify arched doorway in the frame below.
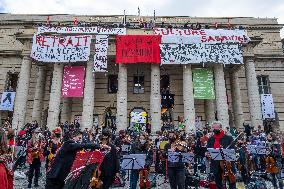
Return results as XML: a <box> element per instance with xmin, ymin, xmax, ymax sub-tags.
<box><xmin>129</xmin><ymin>107</ymin><xmax>148</xmax><ymax>133</ymax></box>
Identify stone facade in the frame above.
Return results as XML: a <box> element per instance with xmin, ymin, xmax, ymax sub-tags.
<box><xmin>0</xmin><ymin>14</ymin><xmax>283</xmax><ymax>132</ymax></box>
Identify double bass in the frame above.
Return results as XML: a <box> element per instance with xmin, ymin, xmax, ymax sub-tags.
<box><xmin>139</xmin><ymin>169</ymin><xmax>151</xmax><ymax>189</ymax></box>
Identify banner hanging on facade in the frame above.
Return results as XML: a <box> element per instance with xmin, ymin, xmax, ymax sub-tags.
<box><xmin>37</xmin><ymin>26</ymin><xmax>126</xmax><ymax>35</ymax></box>
<box><xmin>62</xmin><ymin>66</ymin><xmax>85</xmax><ymax>97</ymax></box>
<box><xmin>192</xmin><ymin>68</ymin><xmax>215</xmax><ymax>99</ymax></box>
<box><xmin>154</xmin><ymin>28</ymin><xmax>250</xmax><ymax>44</ymax></box>
<box><xmin>261</xmin><ymin>94</ymin><xmax>275</xmax><ymax>119</ymax></box>
<box><xmin>0</xmin><ymin>92</ymin><xmax>16</xmax><ymax>111</ymax></box>
<box><xmin>160</xmin><ymin>43</ymin><xmax>243</xmax><ymax>65</ymax></box>
<box><xmin>31</xmin><ymin>34</ymin><xmax>92</xmax><ymax>62</ymax></box>
<box><xmin>93</xmin><ymin>35</ymin><xmax>109</xmax><ymax>72</ymax></box>
<box><xmin>116</xmin><ymin>35</ymin><xmax>161</xmax><ymax>64</ymax></box>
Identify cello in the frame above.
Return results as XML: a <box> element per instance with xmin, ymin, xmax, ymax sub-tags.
<box><xmin>139</xmin><ymin>169</ymin><xmax>151</xmax><ymax>189</ymax></box>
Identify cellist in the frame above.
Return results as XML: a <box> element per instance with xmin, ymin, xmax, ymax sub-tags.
<box><xmin>206</xmin><ymin>121</ymin><xmax>236</xmax><ymax>189</ymax></box>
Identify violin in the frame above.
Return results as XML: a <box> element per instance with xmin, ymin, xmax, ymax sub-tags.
<box><xmin>90</xmin><ymin>169</ymin><xmax>103</xmax><ymax>188</ymax></box>
<box><xmin>265</xmin><ymin>156</ymin><xmax>278</xmax><ymax>174</ymax></box>
<box><xmin>139</xmin><ymin>169</ymin><xmax>151</xmax><ymax>189</ymax></box>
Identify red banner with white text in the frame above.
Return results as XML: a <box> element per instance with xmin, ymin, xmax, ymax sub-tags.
<box><xmin>62</xmin><ymin>66</ymin><xmax>85</xmax><ymax>97</ymax></box>
<box><xmin>116</xmin><ymin>35</ymin><xmax>161</xmax><ymax>64</ymax></box>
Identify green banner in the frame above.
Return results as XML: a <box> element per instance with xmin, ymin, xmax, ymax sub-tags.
<box><xmin>192</xmin><ymin>68</ymin><xmax>215</xmax><ymax>99</ymax></box>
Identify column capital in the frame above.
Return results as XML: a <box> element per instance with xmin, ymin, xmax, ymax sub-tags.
<box><xmin>243</xmin><ymin>36</ymin><xmax>262</xmax><ymax>58</ymax></box>
<box><xmin>20</xmin><ymin>39</ymin><xmax>32</xmax><ymax>57</ymax></box>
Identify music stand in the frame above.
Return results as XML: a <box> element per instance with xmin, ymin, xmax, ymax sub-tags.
<box><xmin>207</xmin><ymin>148</ymin><xmax>236</xmax><ymax>162</ymax></box>
<box><xmin>121</xmin><ymin>154</ymin><xmax>146</xmax><ymax>170</ymax></box>
<box><xmin>247</xmin><ymin>145</ymin><xmax>267</xmax><ymax>155</ymax></box>
<box><xmin>168</xmin><ymin>151</ymin><xmax>195</xmax><ymax>163</ymax></box>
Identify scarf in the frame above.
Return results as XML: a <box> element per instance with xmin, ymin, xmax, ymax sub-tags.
<box><xmin>213</xmin><ymin>130</ymin><xmax>225</xmax><ymax>149</ymax></box>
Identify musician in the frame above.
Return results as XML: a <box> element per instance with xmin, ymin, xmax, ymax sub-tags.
<box><xmin>129</xmin><ymin>132</ymin><xmax>153</xmax><ymax>189</ymax></box>
<box><xmin>114</xmin><ymin>130</ymin><xmax>131</xmax><ymax>184</ymax></box>
<box><xmin>44</xmin><ymin>127</ymin><xmax>62</xmax><ymax>171</ymax></box>
<box><xmin>266</xmin><ymin>133</ymin><xmax>283</xmax><ymax>188</ymax></box>
<box><xmin>206</xmin><ymin>121</ymin><xmax>236</xmax><ymax>189</ymax></box>
<box><xmin>99</xmin><ymin>129</ymin><xmax>120</xmax><ymax>189</ymax></box>
<box><xmin>45</xmin><ymin>130</ymin><xmax>103</xmax><ymax>189</ymax></box>
<box><xmin>27</xmin><ymin>128</ymin><xmax>45</xmax><ymax>188</ymax></box>
<box><xmin>164</xmin><ymin>130</ymin><xmax>187</xmax><ymax>189</ymax></box>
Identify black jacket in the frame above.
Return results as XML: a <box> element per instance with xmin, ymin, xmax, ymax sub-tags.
<box><xmin>100</xmin><ymin>144</ymin><xmax>120</xmax><ymax>178</ymax></box>
<box><xmin>46</xmin><ymin>140</ymin><xmax>100</xmax><ymax>182</ymax></box>
<box><xmin>206</xmin><ymin>134</ymin><xmax>235</xmax><ymax>174</ymax></box>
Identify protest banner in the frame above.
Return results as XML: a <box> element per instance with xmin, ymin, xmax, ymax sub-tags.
<box><xmin>31</xmin><ymin>34</ymin><xmax>92</xmax><ymax>62</ymax></box>
<box><xmin>62</xmin><ymin>66</ymin><xmax>85</xmax><ymax>97</ymax></box>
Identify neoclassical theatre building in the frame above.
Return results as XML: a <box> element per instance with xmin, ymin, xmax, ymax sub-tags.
<box><xmin>0</xmin><ymin>14</ymin><xmax>283</xmax><ymax>134</ymax></box>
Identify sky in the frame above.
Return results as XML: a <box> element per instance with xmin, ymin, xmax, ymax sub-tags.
<box><xmin>0</xmin><ymin>0</ymin><xmax>283</xmax><ymax>38</ymax></box>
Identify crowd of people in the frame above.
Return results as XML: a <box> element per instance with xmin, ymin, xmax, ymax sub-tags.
<box><xmin>0</xmin><ymin>119</ymin><xmax>284</xmax><ymax>189</ymax></box>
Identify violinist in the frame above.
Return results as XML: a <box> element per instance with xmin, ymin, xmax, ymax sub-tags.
<box><xmin>129</xmin><ymin>132</ymin><xmax>153</xmax><ymax>189</ymax></box>
<box><xmin>44</xmin><ymin>127</ymin><xmax>62</xmax><ymax>171</ymax></box>
<box><xmin>45</xmin><ymin>131</ymin><xmax>102</xmax><ymax>189</ymax></box>
<box><xmin>99</xmin><ymin>129</ymin><xmax>120</xmax><ymax>189</ymax></box>
<box><xmin>114</xmin><ymin>130</ymin><xmax>131</xmax><ymax>185</ymax></box>
<box><xmin>164</xmin><ymin>130</ymin><xmax>188</xmax><ymax>189</ymax></box>
<box><xmin>27</xmin><ymin>128</ymin><xmax>45</xmax><ymax>188</ymax></box>
<box><xmin>206</xmin><ymin>121</ymin><xmax>236</xmax><ymax>189</ymax></box>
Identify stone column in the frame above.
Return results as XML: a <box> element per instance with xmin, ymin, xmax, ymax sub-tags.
<box><xmin>214</xmin><ymin>64</ymin><xmax>230</xmax><ymax>129</ymax></box>
<box><xmin>31</xmin><ymin>65</ymin><xmax>46</xmax><ymax>126</ymax></box>
<box><xmin>150</xmin><ymin>64</ymin><xmax>161</xmax><ymax>134</ymax></box>
<box><xmin>61</xmin><ymin>98</ymin><xmax>72</xmax><ymax>123</ymax></box>
<box><xmin>183</xmin><ymin>65</ymin><xmax>195</xmax><ymax>133</ymax></box>
<box><xmin>12</xmin><ymin>56</ymin><xmax>32</xmax><ymax>130</ymax></box>
<box><xmin>230</xmin><ymin>70</ymin><xmax>244</xmax><ymax>129</ymax></box>
<box><xmin>46</xmin><ymin>64</ymin><xmax>63</xmax><ymax>130</ymax></box>
<box><xmin>205</xmin><ymin>100</ymin><xmax>215</xmax><ymax>124</ymax></box>
<box><xmin>245</xmin><ymin>58</ymin><xmax>262</xmax><ymax>128</ymax></box>
<box><xmin>116</xmin><ymin>64</ymin><xmax>128</xmax><ymax>132</ymax></box>
<box><xmin>81</xmin><ymin>60</ymin><xmax>95</xmax><ymax>130</ymax></box>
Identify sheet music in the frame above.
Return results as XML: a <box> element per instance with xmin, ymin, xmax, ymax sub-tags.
<box><xmin>121</xmin><ymin>144</ymin><xmax>131</xmax><ymax>152</ymax></box>
<box><xmin>168</xmin><ymin>152</ymin><xmax>194</xmax><ymax>163</ymax></box>
<box><xmin>121</xmin><ymin>154</ymin><xmax>146</xmax><ymax>170</ymax></box>
<box><xmin>207</xmin><ymin>148</ymin><xmax>236</xmax><ymax>161</ymax></box>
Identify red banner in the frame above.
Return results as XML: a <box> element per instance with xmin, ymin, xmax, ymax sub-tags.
<box><xmin>116</xmin><ymin>35</ymin><xmax>161</xmax><ymax>64</ymax></box>
<box><xmin>62</xmin><ymin>66</ymin><xmax>85</xmax><ymax>97</ymax></box>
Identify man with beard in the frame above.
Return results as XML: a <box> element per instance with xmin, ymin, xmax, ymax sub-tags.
<box><xmin>99</xmin><ymin>129</ymin><xmax>120</xmax><ymax>189</ymax></box>
<box><xmin>129</xmin><ymin>132</ymin><xmax>153</xmax><ymax>189</ymax></box>
<box><xmin>45</xmin><ymin>131</ymin><xmax>106</xmax><ymax>189</ymax></box>
<box><xmin>206</xmin><ymin>121</ymin><xmax>236</xmax><ymax>189</ymax></box>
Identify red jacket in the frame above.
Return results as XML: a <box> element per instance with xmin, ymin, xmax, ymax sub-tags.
<box><xmin>27</xmin><ymin>139</ymin><xmax>45</xmax><ymax>164</ymax></box>
<box><xmin>0</xmin><ymin>155</ymin><xmax>13</xmax><ymax>189</ymax></box>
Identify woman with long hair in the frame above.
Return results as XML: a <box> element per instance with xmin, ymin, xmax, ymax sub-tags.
<box><xmin>0</xmin><ymin>128</ymin><xmax>13</xmax><ymax>189</ymax></box>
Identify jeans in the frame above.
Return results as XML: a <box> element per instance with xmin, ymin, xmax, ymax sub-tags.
<box><xmin>168</xmin><ymin>167</ymin><xmax>185</xmax><ymax>189</ymax></box>
<box><xmin>28</xmin><ymin>158</ymin><xmax>41</xmax><ymax>185</ymax></box>
<box><xmin>129</xmin><ymin>170</ymin><xmax>139</xmax><ymax>189</ymax></box>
